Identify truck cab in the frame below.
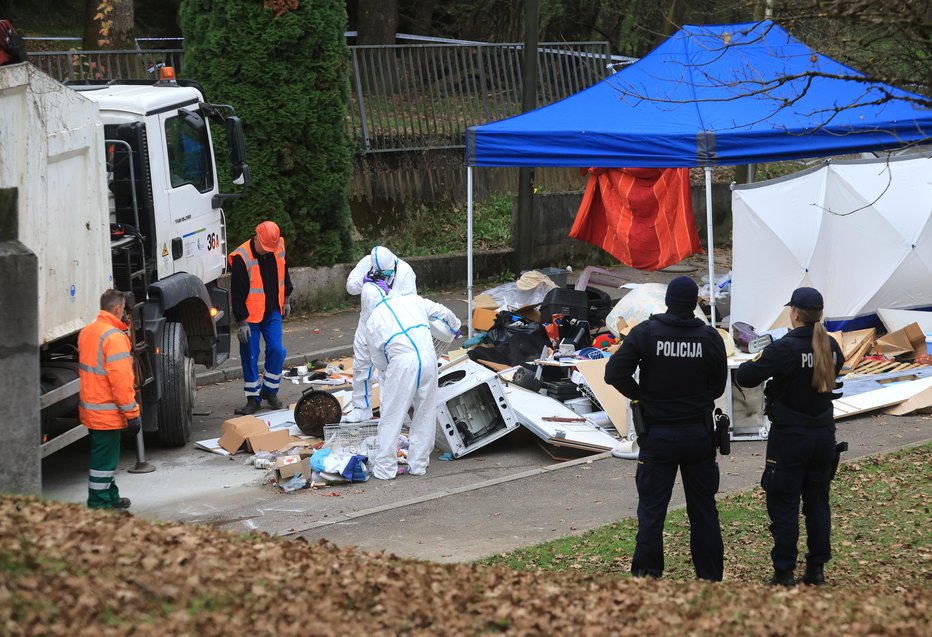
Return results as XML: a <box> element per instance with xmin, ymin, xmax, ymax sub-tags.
<box><xmin>63</xmin><ymin>69</ymin><xmax>249</xmax><ymax>447</ymax></box>
<box><xmin>0</xmin><ymin>63</ymin><xmax>248</xmax><ymax>454</ymax></box>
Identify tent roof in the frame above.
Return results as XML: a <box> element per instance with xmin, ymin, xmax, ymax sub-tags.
<box><xmin>466</xmin><ymin>21</ymin><xmax>932</xmax><ymax>168</ymax></box>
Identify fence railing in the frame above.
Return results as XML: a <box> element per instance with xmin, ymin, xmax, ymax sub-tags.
<box><xmin>29</xmin><ymin>49</ymin><xmax>183</xmax><ymax>83</ymax></box>
<box><xmin>29</xmin><ymin>41</ymin><xmax>614</xmax><ymax>153</ymax></box>
<box><xmin>350</xmin><ymin>42</ymin><xmax>612</xmax><ymax>153</ymax></box>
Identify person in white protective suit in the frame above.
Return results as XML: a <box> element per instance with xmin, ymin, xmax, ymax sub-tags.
<box><xmin>344</xmin><ymin>246</ymin><xmax>417</xmax><ymax>422</ymax></box>
<box><xmin>362</xmin><ymin>285</ymin><xmax>461</xmax><ymax>480</ymax></box>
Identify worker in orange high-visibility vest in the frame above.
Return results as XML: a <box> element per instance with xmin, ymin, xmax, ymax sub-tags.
<box><xmin>229</xmin><ymin>221</ymin><xmax>293</xmax><ymax>415</ymax></box>
<box><xmin>77</xmin><ymin>289</ymin><xmax>141</xmax><ymax>510</ymax></box>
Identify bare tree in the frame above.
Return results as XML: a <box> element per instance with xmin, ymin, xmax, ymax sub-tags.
<box><xmin>357</xmin><ymin>0</ymin><xmax>398</xmax><ymax>45</ymax></box>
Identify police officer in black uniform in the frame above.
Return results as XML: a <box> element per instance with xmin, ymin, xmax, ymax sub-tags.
<box><xmin>736</xmin><ymin>287</ymin><xmax>843</xmax><ymax>586</ymax></box>
<box><xmin>605</xmin><ymin>276</ymin><xmax>727</xmax><ymax>581</ymax></box>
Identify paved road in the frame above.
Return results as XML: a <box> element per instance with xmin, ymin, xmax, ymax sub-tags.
<box><xmin>39</xmin><ymin>259</ymin><xmax>932</xmax><ymax>562</ymax></box>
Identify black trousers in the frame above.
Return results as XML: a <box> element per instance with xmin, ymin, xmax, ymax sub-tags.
<box><xmin>762</xmin><ymin>424</ymin><xmax>835</xmax><ymax>572</ymax></box>
<box><xmin>631</xmin><ymin>426</ymin><xmax>723</xmax><ymax>581</ymax></box>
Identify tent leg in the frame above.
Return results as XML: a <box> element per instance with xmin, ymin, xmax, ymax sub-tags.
<box><xmin>467</xmin><ymin>166</ymin><xmax>474</xmax><ymax>338</ymax></box>
<box><xmin>705</xmin><ymin>167</ymin><xmax>716</xmax><ymax>326</ymax></box>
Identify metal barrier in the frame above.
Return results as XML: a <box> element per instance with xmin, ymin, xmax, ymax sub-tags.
<box><xmin>350</xmin><ymin>41</ymin><xmax>612</xmax><ymax>153</ymax></box>
<box><xmin>30</xmin><ymin>41</ymin><xmax>613</xmax><ymax>153</ymax></box>
<box><xmin>29</xmin><ymin>49</ymin><xmax>183</xmax><ymax>82</ymax></box>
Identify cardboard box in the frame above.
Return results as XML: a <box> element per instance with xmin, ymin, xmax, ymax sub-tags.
<box><xmin>873</xmin><ymin>322</ymin><xmax>926</xmax><ymax>358</ymax></box>
<box><xmin>274</xmin><ymin>455</ymin><xmax>312</xmax><ymax>481</ymax></box>
<box><xmin>218</xmin><ymin>416</ymin><xmax>299</xmax><ymax>455</ymax></box>
<box><xmin>247</xmin><ymin>429</ymin><xmax>298</xmax><ymax>453</ymax></box>
<box><xmin>218</xmin><ymin>416</ymin><xmax>269</xmax><ymax>454</ymax></box>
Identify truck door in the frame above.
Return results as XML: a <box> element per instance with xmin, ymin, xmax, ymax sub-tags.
<box><xmin>157</xmin><ymin>108</ymin><xmax>225</xmax><ymax>284</ymax></box>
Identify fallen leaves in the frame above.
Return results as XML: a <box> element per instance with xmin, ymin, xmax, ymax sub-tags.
<box><xmin>1</xmin><ymin>445</ymin><xmax>930</xmax><ymax>635</ymax></box>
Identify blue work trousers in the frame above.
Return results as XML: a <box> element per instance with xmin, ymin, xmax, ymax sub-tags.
<box><xmin>762</xmin><ymin>424</ymin><xmax>835</xmax><ymax>572</ymax></box>
<box><xmin>631</xmin><ymin>425</ymin><xmax>724</xmax><ymax>581</ymax></box>
<box><xmin>240</xmin><ymin>311</ymin><xmax>286</xmax><ymax>399</ymax></box>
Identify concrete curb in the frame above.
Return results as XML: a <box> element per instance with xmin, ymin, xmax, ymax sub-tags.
<box><xmin>195</xmin><ymin>344</ymin><xmax>356</xmax><ymax>386</ymax></box>
<box><xmin>281</xmin><ymin>451</ymin><xmax>613</xmax><ymax>537</ymax></box>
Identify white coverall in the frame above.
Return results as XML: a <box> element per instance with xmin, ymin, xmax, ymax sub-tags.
<box><xmin>345</xmin><ymin>246</ymin><xmax>417</xmax><ymax>421</ymax></box>
<box><xmin>363</xmin><ymin>287</ymin><xmax>461</xmax><ymax>479</ymax></box>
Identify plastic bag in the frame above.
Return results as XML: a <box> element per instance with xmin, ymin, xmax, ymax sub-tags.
<box><xmin>605</xmin><ymin>283</ymin><xmax>707</xmax><ymax>338</ymax></box>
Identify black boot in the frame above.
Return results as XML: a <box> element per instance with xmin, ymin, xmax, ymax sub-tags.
<box><xmin>768</xmin><ymin>569</ymin><xmax>796</xmax><ymax>586</ymax></box>
<box><xmin>260</xmin><ymin>390</ymin><xmax>283</xmax><ymax>410</ymax></box>
<box><xmin>801</xmin><ymin>563</ymin><xmax>825</xmax><ymax>586</ymax></box>
<box><xmin>234</xmin><ymin>398</ymin><xmax>261</xmax><ymax>416</ymax></box>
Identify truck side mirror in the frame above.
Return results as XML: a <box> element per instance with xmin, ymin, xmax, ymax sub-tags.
<box><xmin>225</xmin><ymin>116</ymin><xmax>249</xmax><ymax>186</ymax></box>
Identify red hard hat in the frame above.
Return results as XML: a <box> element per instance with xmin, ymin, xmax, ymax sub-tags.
<box><xmin>255</xmin><ymin>221</ymin><xmax>281</xmax><ymax>252</ymax></box>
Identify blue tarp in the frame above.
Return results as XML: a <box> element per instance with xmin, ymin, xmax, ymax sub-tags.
<box><xmin>466</xmin><ymin>21</ymin><xmax>932</xmax><ymax>168</ymax></box>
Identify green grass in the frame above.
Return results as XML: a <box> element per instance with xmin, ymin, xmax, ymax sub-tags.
<box><xmin>354</xmin><ymin>194</ymin><xmax>512</xmax><ymax>258</ymax></box>
<box><xmin>482</xmin><ymin>443</ymin><xmax>932</xmax><ymax>586</ymax></box>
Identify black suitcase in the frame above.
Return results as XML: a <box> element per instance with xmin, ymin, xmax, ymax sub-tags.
<box><xmin>540</xmin><ymin>288</ymin><xmax>589</xmax><ymax>323</ymax></box>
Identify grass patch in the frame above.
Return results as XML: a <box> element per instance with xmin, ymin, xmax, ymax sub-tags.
<box><xmin>355</xmin><ymin>195</ymin><xmax>512</xmax><ymax>258</ymax></box>
<box><xmin>483</xmin><ymin>443</ymin><xmax>932</xmax><ymax>586</ymax></box>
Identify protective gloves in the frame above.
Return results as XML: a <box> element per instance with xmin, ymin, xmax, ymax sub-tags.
<box><xmin>125</xmin><ymin>417</ymin><xmax>141</xmax><ymax>435</ymax></box>
<box><xmin>375</xmin><ymin>279</ymin><xmax>391</xmax><ymax>296</ymax></box>
<box><xmin>282</xmin><ymin>297</ymin><xmax>292</xmax><ymax>319</ymax></box>
<box><xmin>237</xmin><ymin>324</ymin><xmax>252</xmax><ymax>344</ymax></box>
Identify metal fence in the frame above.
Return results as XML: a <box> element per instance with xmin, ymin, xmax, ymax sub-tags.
<box><xmin>29</xmin><ymin>41</ymin><xmax>613</xmax><ymax>153</ymax></box>
<box><xmin>350</xmin><ymin>41</ymin><xmax>612</xmax><ymax>153</ymax></box>
<box><xmin>29</xmin><ymin>49</ymin><xmax>183</xmax><ymax>83</ymax></box>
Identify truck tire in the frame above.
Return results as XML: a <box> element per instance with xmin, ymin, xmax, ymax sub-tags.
<box><xmin>156</xmin><ymin>322</ymin><xmax>196</xmax><ymax>446</ymax></box>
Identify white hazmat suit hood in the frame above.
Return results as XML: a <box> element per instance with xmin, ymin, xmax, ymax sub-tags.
<box><xmin>344</xmin><ymin>247</ymin><xmax>418</xmax><ymax>421</ymax></box>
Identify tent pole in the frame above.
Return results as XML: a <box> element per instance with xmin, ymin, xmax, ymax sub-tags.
<box><xmin>467</xmin><ymin>166</ymin><xmax>474</xmax><ymax>338</ymax></box>
<box><xmin>705</xmin><ymin>166</ymin><xmax>716</xmax><ymax>326</ymax></box>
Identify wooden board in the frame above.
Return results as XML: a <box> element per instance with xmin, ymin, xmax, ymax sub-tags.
<box><xmin>573</xmin><ymin>358</ymin><xmax>630</xmax><ymax>437</ymax></box>
<box><xmin>883</xmin><ymin>384</ymin><xmax>932</xmax><ymax>415</ymax></box>
<box><xmin>834</xmin><ymin>376</ymin><xmax>932</xmax><ymax>420</ymax></box>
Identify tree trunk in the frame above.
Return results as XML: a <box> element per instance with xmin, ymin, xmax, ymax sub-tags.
<box><xmin>110</xmin><ymin>0</ymin><xmax>135</xmax><ymax>49</ymax></box>
<box><xmin>357</xmin><ymin>0</ymin><xmax>398</xmax><ymax>45</ymax></box>
<box><xmin>83</xmin><ymin>0</ymin><xmax>101</xmax><ymax>50</ymax></box>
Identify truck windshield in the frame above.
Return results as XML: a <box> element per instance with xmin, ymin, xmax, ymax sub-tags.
<box><xmin>165</xmin><ymin>113</ymin><xmax>214</xmax><ymax>192</ymax></box>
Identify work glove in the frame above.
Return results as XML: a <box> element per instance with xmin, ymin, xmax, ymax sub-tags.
<box><xmin>282</xmin><ymin>297</ymin><xmax>292</xmax><ymax>320</ymax></box>
<box><xmin>374</xmin><ymin>279</ymin><xmax>391</xmax><ymax>296</ymax></box>
<box><xmin>125</xmin><ymin>417</ymin><xmax>141</xmax><ymax>435</ymax></box>
<box><xmin>237</xmin><ymin>324</ymin><xmax>252</xmax><ymax>345</ymax></box>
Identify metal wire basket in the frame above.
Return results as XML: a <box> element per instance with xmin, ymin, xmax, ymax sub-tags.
<box><xmin>323</xmin><ymin>423</ymin><xmax>380</xmax><ymax>456</ymax></box>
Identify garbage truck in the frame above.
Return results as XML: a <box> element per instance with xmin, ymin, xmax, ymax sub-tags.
<box><xmin>0</xmin><ymin>62</ymin><xmax>249</xmax><ymax>456</ymax></box>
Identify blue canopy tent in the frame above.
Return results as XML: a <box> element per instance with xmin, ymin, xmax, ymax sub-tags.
<box><xmin>464</xmin><ymin>20</ymin><xmax>932</xmax><ymax>332</ymax></box>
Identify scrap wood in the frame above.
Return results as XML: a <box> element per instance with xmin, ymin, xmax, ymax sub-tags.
<box><xmin>847</xmin><ymin>358</ymin><xmax>930</xmax><ymax>378</ymax></box>
<box><xmin>834</xmin><ymin>376</ymin><xmax>932</xmax><ymax>420</ymax></box>
<box><xmin>542</xmin><ymin>416</ymin><xmax>588</xmax><ymax>423</ymax></box>
<box><xmin>832</xmin><ymin>328</ymin><xmax>876</xmax><ymax>373</ymax></box>
<box><xmin>884</xmin><ymin>383</ymin><xmax>932</xmax><ymax>415</ymax></box>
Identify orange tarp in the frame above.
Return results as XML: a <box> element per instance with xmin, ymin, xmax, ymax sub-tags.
<box><xmin>570</xmin><ymin>167</ymin><xmax>703</xmax><ymax>271</ymax></box>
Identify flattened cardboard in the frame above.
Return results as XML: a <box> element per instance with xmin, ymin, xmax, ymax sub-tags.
<box><xmin>218</xmin><ymin>416</ymin><xmax>269</xmax><ymax>454</ymax></box>
<box><xmin>873</xmin><ymin>322</ymin><xmax>926</xmax><ymax>358</ymax></box>
<box><xmin>472</xmin><ymin>307</ymin><xmax>498</xmax><ymax>331</ymax></box>
<box><xmin>574</xmin><ymin>358</ymin><xmax>629</xmax><ymax>437</ymax></box>
<box><xmin>473</xmin><ymin>293</ymin><xmax>499</xmax><ymax>310</ymax></box>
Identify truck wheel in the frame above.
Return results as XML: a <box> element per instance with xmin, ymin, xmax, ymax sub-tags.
<box><xmin>156</xmin><ymin>322</ymin><xmax>196</xmax><ymax>446</ymax></box>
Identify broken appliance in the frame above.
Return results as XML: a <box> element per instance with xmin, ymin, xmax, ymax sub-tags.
<box><xmin>434</xmin><ymin>358</ymin><xmax>520</xmax><ymax>458</ymax></box>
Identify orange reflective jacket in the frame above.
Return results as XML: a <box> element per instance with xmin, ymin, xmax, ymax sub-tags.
<box><xmin>228</xmin><ymin>238</ymin><xmax>286</xmax><ymax>323</ymax></box>
<box><xmin>78</xmin><ymin>311</ymin><xmax>140</xmax><ymax>430</ymax></box>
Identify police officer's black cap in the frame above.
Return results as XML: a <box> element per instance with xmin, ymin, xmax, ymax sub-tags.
<box><xmin>785</xmin><ymin>287</ymin><xmax>824</xmax><ymax>311</ymax></box>
<box><xmin>665</xmin><ymin>276</ymin><xmax>699</xmax><ymax>313</ymax></box>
